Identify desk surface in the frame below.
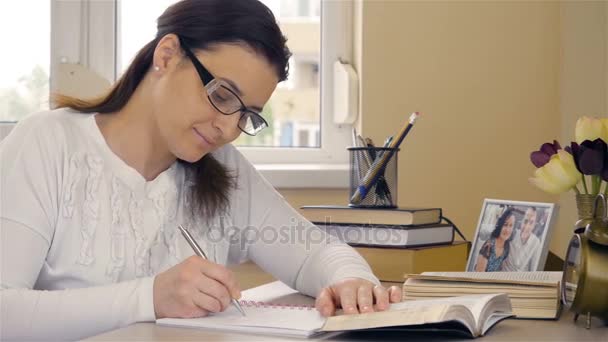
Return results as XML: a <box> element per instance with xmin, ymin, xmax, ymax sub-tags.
<box><xmin>86</xmin><ymin>262</ymin><xmax>607</xmax><ymax>341</ymax></box>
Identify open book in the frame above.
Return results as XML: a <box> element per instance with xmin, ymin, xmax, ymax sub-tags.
<box><xmin>156</xmin><ymin>281</ymin><xmax>513</xmax><ymax>338</ymax></box>
<box><xmin>404</xmin><ymin>272</ymin><xmax>562</xmax><ymax>319</ymax></box>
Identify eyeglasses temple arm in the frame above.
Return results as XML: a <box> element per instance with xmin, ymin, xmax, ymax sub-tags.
<box><xmin>178</xmin><ymin>37</ymin><xmax>214</xmax><ymax>85</ymax></box>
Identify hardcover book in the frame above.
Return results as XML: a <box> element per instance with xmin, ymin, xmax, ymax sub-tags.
<box><xmin>300</xmin><ymin>205</ymin><xmax>442</xmax><ymax>226</ymax></box>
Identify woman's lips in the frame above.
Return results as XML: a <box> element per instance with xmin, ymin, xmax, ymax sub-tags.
<box><xmin>193</xmin><ymin>128</ymin><xmax>216</xmax><ymax>147</ymax></box>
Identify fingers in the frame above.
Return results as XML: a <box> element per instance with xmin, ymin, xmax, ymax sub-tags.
<box><xmin>357</xmin><ymin>285</ymin><xmax>374</xmax><ymax>313</ymax></box>
<box><xmin>196</xmin><ymin>257</ymin><xmax>241</xmax><ymax>299</ymax></box>
<box><xmin>189</xmin><ymin>291</ymin><xmax>221</xmax><ymax>317</ymax></box>
<box><xmin>372</xmin><ymin>285</ymin><xmax>390</xmax><ymax>311</ymax></box>
<box><xmin>338</xmin><ymin>286</ymin><xmax>358</xmax><ymax>315</ymax></box>
<box><xmin>388</xmin><ymin>285</ymin><xmax>402</xmax><ymax>303</ymax></box>
<box><xmin>314</xmin><ymin>279</ymin><xmax>403</xmax><ymax>320</ymax></box>
<box><xmin>315</xmin><ymin>288</ymin><xmax>336</xmax><ymax>317</ymax></box>
<box><xmin>195</xmin><ymin>275</ymin><xmax>233</xmax><ymax>311</ymax></box>
<box><xmin>153</xmin><ymin>256</ymin><xmax>244</xmax><ymax>319</ymax></box>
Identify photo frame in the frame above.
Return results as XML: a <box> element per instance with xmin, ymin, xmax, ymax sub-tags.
<box><xmin>466</xmin><ymin>198</ymin><xmax>558</xmax><ymax>272</ymax></box>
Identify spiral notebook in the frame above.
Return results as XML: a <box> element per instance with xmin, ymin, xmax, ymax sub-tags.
<box><xmin>156</xmin><ymin>281</ymin><xmax>513</xmax><ymax>338</ymax></box>
<box><xmin>156</xmin><ymin>282</ymin><xmax>326</xmax><ymax>338</ymax></box>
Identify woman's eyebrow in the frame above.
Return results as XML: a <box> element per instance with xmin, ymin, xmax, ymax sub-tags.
<box><xmin>221</xmin><ymin>77</ymin><xmax>264</xmax><ymax>112</ymax></box>
<box><xmin>221</xmin><ymin>77</ymin><xmax>243</xmax><ymax>96</ymax></box>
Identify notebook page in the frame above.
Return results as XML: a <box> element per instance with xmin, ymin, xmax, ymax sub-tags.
<box><xmin>239</xmin><ymin>281</ymin><xmax>317</xmax><ymax>307</ymax></box>
<box><xmin>420</xmin><ymin>272</ymin><xmax>562</xmax><ymax>285</ymax></box>
<box><xmin>156</xmin><ymin>281</ymin><xmax>325</xmax><ymax>337</ymax></box>
<box><xmin>157</xmin><ymin>304</ymin><xmax>325</xmax><ymax>337</ymax></box>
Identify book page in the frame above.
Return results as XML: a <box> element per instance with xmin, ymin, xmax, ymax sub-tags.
<box><xmin>413</xmin><ymin>271</ymin><xmax>562</xmax><ymax>286</ymax></box>
<box><xmin>392</xmin><ymin>294</ymin><xmax>499</xmax><ymax>321</ymax></box>
<box><xmin>404</xmin><ymin>279</ymin><xmax>558</xmax><ymax>297</ymax></box>
<box><xmin>394</xmin><ymin>294</ymin><xmax>512</xmax><ymax>335</ymax></box>
<box><xmin>324</xmin><ymin>294</ymin><xmax>508</xmax><ymax>335</ymax></box>
<box><xmin>322</xmin><ymin>303</ymin><xmax>453</xmax><ymax>332</ymax></box>
<box><xmin>244</xmin><ymin>282</ymin><xmax>492</xmax><ymax>330</ymax></box>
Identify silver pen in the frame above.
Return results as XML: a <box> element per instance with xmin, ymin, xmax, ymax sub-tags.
<box><xmin>177</xmin><ymin>224</ymin><xmax>246</xmax><ymax>316</ymax></box>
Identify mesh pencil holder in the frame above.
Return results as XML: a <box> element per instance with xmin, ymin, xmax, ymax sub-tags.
<box><xmin>348</xmin><ymin>147</ymin><xmax>399</xmax><ymax>208</ymax></box>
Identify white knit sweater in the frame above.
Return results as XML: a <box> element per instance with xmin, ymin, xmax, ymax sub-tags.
<box><xmin>0</xmin><ymin>109</ymin><xmax>378</xmax><ymax>340</ymax></box>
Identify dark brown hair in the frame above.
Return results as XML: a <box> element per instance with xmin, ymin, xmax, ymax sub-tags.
<box><xmin>53</xmin><ymin>0</ymin><xmax>291</xmax><ymax>219</ymax></box>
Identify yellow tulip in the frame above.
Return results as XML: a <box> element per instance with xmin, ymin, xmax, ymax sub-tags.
<box><xmin>575</xmin><ymin>116</ymin><xmax>607</xmax><ymax>144</ymax></box>
<box><xmin>529</xmin><ymin>150</ymin><xmax>581</xmax><ymax>194</ymax></box>
<box><xmin>602</xmin><ymin>118</ymin><xmax>608</xmax><ymax>140</ymax></box>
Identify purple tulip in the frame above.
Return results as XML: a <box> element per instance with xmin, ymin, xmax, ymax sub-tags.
<box><xmin>565</xmin><ymin>142</ymin><xmax>581</xmax><ymax>173</ymax></box>
<box><xmin>566</xmin><ymin>139</ymin><xmax>607</xmax><ymax>175</ymax></box>
<box><xmin>530</xmin><ymin>140</ymin><xmax>562</xmax><ymax>168</ymax></box>
<box><xmin>603</xmin><ymin>151</ymin><xmax>608</xmax><ymax>182</ymax></box>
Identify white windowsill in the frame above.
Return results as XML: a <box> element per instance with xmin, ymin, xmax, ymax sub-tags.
<box><xmin>255</xmin><ymin>163</ymin><xmax>349</xmax><ymax>189</ymax></box>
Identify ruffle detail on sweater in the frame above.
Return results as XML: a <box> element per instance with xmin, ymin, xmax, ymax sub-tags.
<box><xmin>77</xmin><ymin>155</ymin><xmax>103</xmax><ymax>266</ymax></box>
<box><xmin>128</xmin><ymin>191</ymin><xmax>149</xmax><ymax>277</ymax></box>
<box><xmin>163</xmin><ymin>184</ymin><xmax>180</xmax><ymax>265</ymax></box>
<box><xmin>106</xmin><ymin>176</ymin><xmax>127</xmax><ymax>281</ymax></box>
<box><xmin>146</xmin><ymin>176</ymin><xmax>180</xmax><ymax>273</ymax></box>
<box><xmin>62</xmin><ymin>154</ymin><xmax>81</xmax><ymax>218</ymax></box>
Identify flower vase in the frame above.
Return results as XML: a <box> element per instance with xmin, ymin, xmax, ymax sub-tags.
<box><xmin>574</xmin><ymin>194</ymin><xmax>600</xmax><ymax>233</ymax></box>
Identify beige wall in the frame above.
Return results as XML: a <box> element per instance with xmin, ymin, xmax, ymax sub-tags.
<box><xmin>557</xmin><ymin>1</ymin><xmax>608</xmax><ymax>257</ymax></box>
<box><xmin>279</xmin><ymin>1</ymin><xmax>608</xmax><ymax>260</ymax></box>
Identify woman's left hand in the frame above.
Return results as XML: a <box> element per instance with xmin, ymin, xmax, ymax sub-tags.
<box><xmin>314</xmin><ymin>278</ymin><xmax>402</xmax><ymax>317</ymax></box>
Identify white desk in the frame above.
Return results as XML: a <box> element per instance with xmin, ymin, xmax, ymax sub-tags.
<box><xmin>86</xmin><ymin>262</ymin><xmax>607</xmax><ymax>341</ymax></box>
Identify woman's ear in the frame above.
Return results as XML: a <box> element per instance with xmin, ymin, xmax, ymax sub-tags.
<box><xmin>152</xmin><ymin>33</ymin><xmax>183</xmax><ymax>73</ymax></box>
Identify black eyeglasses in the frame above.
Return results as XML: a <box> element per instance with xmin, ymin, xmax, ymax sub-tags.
<box><xmin>179</xmin><ymin>38</ymin><xmax>268</xmax><ymax>136</ymax></box>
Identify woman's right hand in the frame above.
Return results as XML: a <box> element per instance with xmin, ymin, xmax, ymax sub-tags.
<box><xmin>153</xmin><ymin>256</ymin><xmax>241</xmax><ymax>319</ymax></box>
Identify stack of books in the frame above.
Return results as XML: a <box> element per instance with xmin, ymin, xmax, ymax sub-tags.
<box><xmin>403</xmin><ymin>272</ymin><xmax>562</xmax><ymax>319</ymax></box>
<box><xmin>300</xmin><ymin>205</ymin><xmax>451</xmax><ymax>247</ymax></box>
<box><xmin>301</xmin><ymin>205</ymin><xmax>469</xmax><ymax>281</ymax></box>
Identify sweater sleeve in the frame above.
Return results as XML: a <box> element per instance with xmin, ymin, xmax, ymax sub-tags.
<box><xmin>0</xmin><ymin>115</ymin><xmax>155</xmax><ymax>340</ymax></box>
<box><xmin>223</xmin><ymin>146</ymin><xmax>380</xmax><ymax>298</ymax></box>
<box><xmin>0</xmin><ymin>222</ymin><xmax>155</xmax><ymax>340</ymax></box>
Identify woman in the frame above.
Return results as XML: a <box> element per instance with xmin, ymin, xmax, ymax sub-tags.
<box><xmin>474</xmin><ymin>208</ymin><xmax>516</xmax><ymax>272</ymax></box>
<box><xmin>0</xmin><ymin>1</ymin><xmax>401</xmax><ymax>340</ymax></box>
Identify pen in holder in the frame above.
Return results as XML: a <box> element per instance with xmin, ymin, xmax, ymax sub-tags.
<box><xmin>348</xmin><ymin>146</ymin><xmax>399</xmax><ymax>208</ymax></box>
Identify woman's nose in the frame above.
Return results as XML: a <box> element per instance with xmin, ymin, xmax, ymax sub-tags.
<box><xmin>212</xmin><ymin>110</ymin><xmax>240</xmax><ymax>135</ymax></box>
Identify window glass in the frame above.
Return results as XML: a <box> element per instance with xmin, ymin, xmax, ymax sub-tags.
<box><xmin>0</xmin><ymin>1</ymin><xmax>50</xmax><ymax>121</ymax></box>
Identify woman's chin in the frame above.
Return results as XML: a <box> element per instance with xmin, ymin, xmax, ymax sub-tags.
<box><xmin>175</xmin><ymin>149</ymin><xmax>209</xmax><ymax>164</ymax></box>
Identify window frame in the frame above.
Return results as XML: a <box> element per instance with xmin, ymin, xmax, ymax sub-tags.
<box><xmin>51</xmin><ymin>0</ymin><xmax>353</xmax><ymax>188</ymax></box>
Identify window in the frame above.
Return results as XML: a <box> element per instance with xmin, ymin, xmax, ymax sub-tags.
<box><xmin>235</xmin><ymin>0</ymin><xmax>321</xmax><ymax>148</ymax></box>
<box><xmin>45</xmin><ymin>0</ymin><xmax>354</xmax><ymax>187</ymax></box>
<box><xmin>0</xmin><ymin>1</ymin><xmax>50</xmax><ymax>121</ymax></box>
<box><xmin>119</xmin><ymin>0</ymin><xmax>322</xmax><ymax>149</ymax></box>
